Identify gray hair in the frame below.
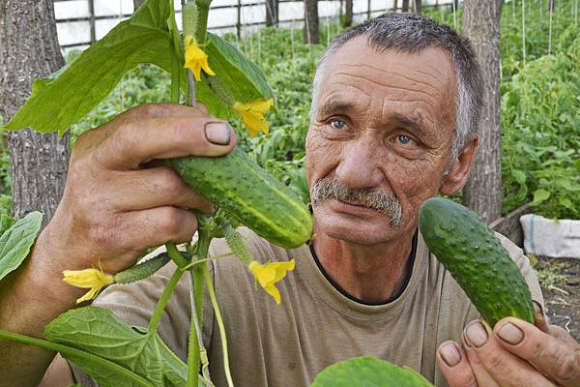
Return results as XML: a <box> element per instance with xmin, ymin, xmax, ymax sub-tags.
<box><xmin>310</xmin><ymin>13</ymin><xmax>482</xmax><ymax>158</ymax></box>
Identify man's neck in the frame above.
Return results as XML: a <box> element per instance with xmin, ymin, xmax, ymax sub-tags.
<box><xmin>313</xmin><ymin>231</ymin><xmax>416</xmax><ymax>303</ymax></box>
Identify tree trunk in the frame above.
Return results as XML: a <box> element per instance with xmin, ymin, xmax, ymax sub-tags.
<box><xmin>133</xmin><ymin>0</ymin><xmax>145</xmax><ymax>11</ymax></box>
<box><xmin>304</xmin><ymin>0</ymin><xmax>319</xmax><ymax>44</ymax></box>
<box><xmin>393</xmin><ymin>0</ymin><xmax>399</xmax><ymax>10</ymax></box>
<box><xmin>462</xmin><ymin>0</ymin><xmax>503</xmax><ymax>223</ymax></box>
<box><xmin>414</xmin><ymin>0</ymin><xmax>422</xmax><ymax>14</ymax></box>
<box><xmin>0</xmin><ymin>0</ymin><xmax>70</xmax><ymax>225</ymax></box>
<box><xmin>402</xmin><ymin>0</ymin><xmax>410</xmax><ymax>12</ymax></box>
<box><xmin>266</xmin><ymin>0</ymin><xmax>278</xmax><ymax>27</ymax></box>
<box><xmin>343</xmin><ymin>0</ymin><xmax>353</xmax><ymax>27</ymax></box>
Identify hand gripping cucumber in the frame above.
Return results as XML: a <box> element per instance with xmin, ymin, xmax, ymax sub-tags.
<box><xmin>418</xmin><ymin>197</ymin><xmax>534</xmax><ymax>327</ymax></box>
<box><xmin>169</xmin><ymin>147</ymin><xmax>313</xmax><ymax>249</ymax></box>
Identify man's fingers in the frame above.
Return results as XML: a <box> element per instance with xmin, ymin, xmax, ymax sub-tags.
<box><xmin>461</xmin><ymin>344</ymin><xmax>500</xmax><ymax>387</ymax></box>
<box><xmin>107</xmin><ymin>167</ymin><xmax>214</xmax><ymax>212</ymax></box>
<box><xmin>494</xmin><ymin>318</ymin><xmax>580</xmax><ymax>387</ymax></box>
<box><xmin>94</xmin><ymin>116</ymin><xmax>235</xmax><ymax>170</ymax></box>
<box><xmin>533</xmin><ymin>301</ymin><xmax>550</xmax><ymax>333</ymax></box>
<box><xmin>437</xmin><ymin>341</ymin><xmax>478</xmax><ymax>387</ymax></box>
<box><xmin>119</xmin><ymin>103</ymin><xmax>208</xmax><ymax>121</ymax></box>
<box><xmin>463</xmin><ymin>320</ymin><xmax>555</xmax><ymax>387</ymax></box>
<box><xmin>121</xmin><ymin>207</ymin><xmax>198</xmax><ymax>252</ymax></box>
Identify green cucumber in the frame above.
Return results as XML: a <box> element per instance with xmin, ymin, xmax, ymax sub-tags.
<box><xmin>169</xmin><ymin>147</ymin><xmax>313</xmax><ymax>249</ymax></box>
<box><xmin>418</xmin><ymin>197</ymin><xmax>534</xmax><ymax>327</ymax></box>
<box><xmin>114</xmin><ymin>253</ymin><xmax>170</xmax><ymax>284</ymax></box>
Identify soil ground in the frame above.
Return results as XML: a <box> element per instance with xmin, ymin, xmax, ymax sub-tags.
<box><xmin>533</xmin><ymin>256</ymin><xmax>580</xmax><ymax>341</ymax></box>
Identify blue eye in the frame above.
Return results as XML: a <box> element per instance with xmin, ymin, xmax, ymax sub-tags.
<box><xmin>330</xmin><ymin>119</ymin><xmax>346</xmax><ymax>130</ymax></box>
<box><xmin>398</xmin><ymin>135</ymin><xmax>412</xmax><ymax>144</ymax></box>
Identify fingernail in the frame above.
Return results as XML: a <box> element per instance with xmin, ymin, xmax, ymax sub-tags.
<box><xmin>439</xmin><ymin>342</ymin><xmax>462</xmax><ymax>367</ymax></box>
<box><xmin>465</xmin><ymin>321</ymin><xmax>488</xmax><ymax>348</ymax></box>
<box><xmin>497</xmin><ymin>322</ymin><xmax>524</xmax><ymax>345</ymax></box>
<box><xmin>204</xmin><ymin>122</ymin><xmax>231</xmax><ymax>145</ymax></box>
<box><xmin>532</xmin><ymin>300</ymin><xmax>550</xmax><ymax>332</ymax></box>
<box><xmin>533</xmin><ymin>300</ymin><xmax>545</xmax><ymax>319</ymax></box>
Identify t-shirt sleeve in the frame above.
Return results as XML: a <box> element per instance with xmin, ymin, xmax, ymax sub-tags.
<box><xmin>496</xmin><ymin>233</ymin><xmax>545</xmax><ymax>309</ymax></box>
<box><xmin>67</xmin><ymin>249</ymin><xmax>199</xmax><ymax>385</ymax></box>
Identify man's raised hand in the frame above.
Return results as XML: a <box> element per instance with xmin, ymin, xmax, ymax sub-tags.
<box><xmin>438</xmin><ymin>305</ymin><xmax>580</xmax><ymax>387</ymax></box>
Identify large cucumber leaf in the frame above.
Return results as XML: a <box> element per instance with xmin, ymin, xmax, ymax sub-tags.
<box><xmin>44</xmin><ymin>306</ymin><xmax>187</xmax><ymax>387</ymax></box>
<box><xmin>311</xmin><ymin>357</ymin><xmax>434</xmax><ymax>387</ymax></box>
<box><xmin>1</xmin><ymin>0</ymin><xmax>174</xmax><ymax>136</ymax></box>
<box><xmin>197</xmin><ymin>32</ymin><xmax>275</xmax><ymax>118</ymax></box>
<box><xmin>0</xmin><ymin>329</ymin><xmax>156</xmax><ymax>387</ymax></box>
<box><xmin>0</xmin><ymin>211</ymin><xmax>43</xmax><ymax>282</ymax></box>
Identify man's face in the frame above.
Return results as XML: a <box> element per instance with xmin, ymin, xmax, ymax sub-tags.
<box><xmin>306</xmin><ymin>36</ymin><xmax>459</xmax><ymax>245</ymax></box>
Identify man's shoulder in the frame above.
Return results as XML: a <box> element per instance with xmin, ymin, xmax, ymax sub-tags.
<box><xmin>493</xmin><ymin>231</ymin><xmax>531</xmax><ymax>269</ymax></box>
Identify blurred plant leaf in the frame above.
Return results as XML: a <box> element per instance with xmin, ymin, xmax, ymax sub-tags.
<box><xmin>311</xmin><ymin>356</ymin><xmax>433</xmax><ymax>387</ymax></box>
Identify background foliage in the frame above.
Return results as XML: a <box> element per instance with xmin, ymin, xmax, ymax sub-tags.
<box><xmin>0</xmin><ymin>0</ymin><xmax>578</xmax><ymax>225</ymax></box>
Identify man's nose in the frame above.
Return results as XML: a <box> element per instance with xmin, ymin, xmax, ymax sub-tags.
<box><xmin>334</xmin><ymin>139</ymin><xmax>383</xmax><ymax>189</ymax></box>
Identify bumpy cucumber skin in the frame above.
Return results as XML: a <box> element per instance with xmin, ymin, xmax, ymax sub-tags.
<box><xmin>169</xmin><ymin>147</ymin><xmax>313</xmax><ymax>249</ymax></box>
<box><xmin>418</xmin><ymin>197</ymin><xmax>534</xmax><ymax>327</ymax></box>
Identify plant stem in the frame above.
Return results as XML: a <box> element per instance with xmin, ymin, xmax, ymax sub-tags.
<box><xmin>148</xmin><ymin>267</ymin><xmax>184</xmax><ymax>333</ymax></box>
<box><xmin>187</xmin><ymin>271</ymin><xmax>201</xmax><ymax>387</ymax></box>
<box><xmin>166</xmin><ymin>242</ymin><xmax>189</xmax><ymax>268</ymax></box>
<box><xmin>204</xmin><ymin>262</ymin><xmax>235</xmax><ymax>387</ymax></box>
<box><xmin>195</xmin><ymin>0</ymin><xmax>213</xmax><ymax>42</ymax></box>
<box><xmin>187</xmin><ymin>224</ymin><xmax>213</xmax><ymax>386</ymax></box>
<box><xmin>170</xmin><ymin>41</ymin><xmax>181</xmax><ymax>103</ymax></box>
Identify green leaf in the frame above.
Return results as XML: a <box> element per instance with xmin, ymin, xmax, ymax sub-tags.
<box><xmin>1</xmin><ymin>0</ymin><xmax>174</xmax><ymax>136</ymax></box>
<box><xmin>45</xmin><ymin>307</ymin><xmax>187</xmax><ymax>387</ymax></box>
<box><xmin>512</xmin><ymin>170</ymin><xmax>527</xmax><ymax>185</ymax></box>
<box><xmin>0</xmin><ymin>211</ymin><xmax>43</xmax><ymax>282</ymax></box>
<box><xmin>532</xmin><ymin>189</ymin><xmax>551</xmax><ymax>205</ymax></box>
<box><xmin>559</xmin><ymin>196</ymin><xmax>573</xmax><ymax>209</ymax></box>
<box><xmin>196</xmin><ymin>32</ymin><xmax>275</xmax><ymax>118</ymax></box>
<box><xmin>311</xmin><ymin>357</ymin><xmax>433</xmax><ymax>387</ymax></box>
<box><xmin>0</xmin><ymin>329</ymin><xmax>155</xmax><ymax>387</ymax></box>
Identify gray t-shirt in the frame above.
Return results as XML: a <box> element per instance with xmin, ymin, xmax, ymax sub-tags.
<box><xmin>71</xmin><ymin>229</ymin><xmax>544</xmax><ymax>387</ymax></box>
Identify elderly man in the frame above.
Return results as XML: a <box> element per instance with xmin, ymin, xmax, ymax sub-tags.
<box><xmin>1</xmin><ymin>13</ymin><xmax>579</xmax><ymax>387</ymax></box>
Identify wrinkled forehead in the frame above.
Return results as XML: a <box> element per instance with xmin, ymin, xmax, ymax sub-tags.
<box><xmin>319</xmin><ymin>35</ymin><xmax>457</xmax><ymax>99</ymax></box>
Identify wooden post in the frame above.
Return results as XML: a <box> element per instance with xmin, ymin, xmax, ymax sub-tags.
<box><xmin>133</xmin><ymin>0</ymin><xmax>145</xmax><ymax>11</ymax></box>
<box><xmin>237</xmin><ymin>0</ymin><xmax>241</xmax><ymax>39</ymax></box>
<box><xmin>343</xmin><ymin>0</ymin><xmax>353</xmax><ymax>27</ymax></box>
<box><xmin>266</xmin><ymin>0</ymin><xmax>278</xmax><ymax>26</ymax></box>
<box><xmin>304</xmin><ymin>0</ymin><xmax>319</xmax><ymax>44</ymax></box>
<box><xmin>413</xmin><ymin>0</ymin><xmax>422</xmax><ymax>14</ymax></box>
<box><xmin>88</xmin><ymin>0</ymin><xmax>96</xmax><ymax>44</ymax></box>
<box><xmin>462</xmin><ymin>0</ymin><xmax>503</xmax><ymax>222</ymax></box>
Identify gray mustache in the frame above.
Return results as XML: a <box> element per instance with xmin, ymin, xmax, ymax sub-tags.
<box><xmin>311</xmin><ymin>178</ymin><xmax>403</xmax><ymax>227</ymax></box>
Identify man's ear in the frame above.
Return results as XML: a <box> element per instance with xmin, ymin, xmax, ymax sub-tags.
<box><xmin>439</xmin><ymin>136</ymin><xmax>479</xmax><ymax>195</ymax></box>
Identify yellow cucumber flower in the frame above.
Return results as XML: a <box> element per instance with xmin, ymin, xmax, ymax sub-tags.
<box><xmin>233</xmin><ymin>99</ymin><xmax>274</xmax><ymax>137</ymax></box>
<box><xmin>62</xmin><ymin>268</ymin><xmax>115</xmax><ymax>304</ymax></box>
<box><xmin>184</xmin><ymin>35</ymin><xmax>215</xmax><ymax>81</ymax></box>
<box><xmin>248</xmin><ymin>259</ymin><xmax>295</xmax><ymax>304</ymax></box>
